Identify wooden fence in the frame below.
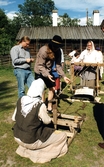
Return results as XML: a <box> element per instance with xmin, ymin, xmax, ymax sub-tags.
<box><xmin>0</xmin><ymin>55</ymin><xmax>12</xmax><ymax>66</ymax></box>
<box><xmin>0</xmin><ymin>54</ymin><xmax>71</xmax><ymax>69</ymax></box>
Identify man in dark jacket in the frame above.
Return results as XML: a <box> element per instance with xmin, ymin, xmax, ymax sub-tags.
<box><xmin>34</xmin><ymin>35</ymin><xmax>70</xmax><ymax>113</ymax></box>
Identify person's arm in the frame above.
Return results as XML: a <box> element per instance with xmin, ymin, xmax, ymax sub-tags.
<box><xmin>38</xmin><ymin>103</ymin><xmax>52</xmax><ymax>124</ymax></box>
<box><xmin>34</xmin><ymin>49</ymin><xmax>55</xmax><ymax>82</ymax></box>
<box><xmin>56</xmin><ymin>64</ymin><xmax>65</xmax><ymax>77</ymax></box>
<box><xmin>34</xmin><ymin>48</ymin><xmax>51</xmax><ymax>77</ymax></box>
<box><xmin>70</xmin><ymin>56</ymin><xmax>75</xmax><ymax>63</ymax></box>
<box><xmin>56</xmin><ymin>52</ymin><xmax>71</xmax><ymax>83</ymax></box>
<box><xmin>12</xmin><ymin>107</ymin><xmax>17</xmax><ymax>121</ymax></box>
<box><xmin>56</xmin><ymin>64</ymin><xmax>70</xmax><ymax>84</ymax></box>
<box><xmin>68</xmin><ymin>50</ymin><xmax>76</xmax><ymax>58</ymax></box>
<box><xmin>61</xmin><ymin>49</ymin><xmax>64</xmax><ymax>63</ymax></box>
<box><xmin>60</xmin><ymin>49</ymin><xmax>64</xmax><ymax>68</ymax></box>
<box><xmin>10</xmin><ymin>46</ymin><xmax>27</xmax><ymax>65</ymax></box>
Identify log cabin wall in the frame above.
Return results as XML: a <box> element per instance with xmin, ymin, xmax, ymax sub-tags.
<box><xmin>29</xmin><ymin>39</ymin><xmax>104</xmax><ymax>60</ymax></box>
<box><xmin>16</xmin><ymin>26</ymin><xmax>104</xmax><ymax>60</ymax></box>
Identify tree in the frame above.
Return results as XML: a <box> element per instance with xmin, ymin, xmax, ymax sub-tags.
<box><xmin>16</xmin><ymin>0</ymin><xmax>55</xmax><ymax>27</ymax></box>
<box><xmin>0</xmin><ymin>9</ymin><xmax>9</xmax><ymax>32</ymax></box>
<box><xmin>58</xmin><ymin>13</ymin><xmax>80</xmax><ymax>26</ymax></box>
<box><xmin>0</xmin><ymin>9</ymin><xmax>12</xmax><ymax>56</ymax></box>
<box><xmin>7</xmin><ymin>17</ymin><xmax>21</xmax><ymax>41</ymax></box>
<box><xmin>0</xmin><ymin>9</ymin><xmax>20</xmax><ymax>57</ymax></box>
<box><xmin>0</xmin><ymin>9</ymin><xmax>8</xmax><ymax>28</ymax></box>
<box><xmin>86</xmin><ymin>18</ymin><xmax>93</xmax><ymax>26</ymax></box>
<box><xmin>0</xmin><ymin>33</ymin><xmax>12</xmax><ymax>55</ymax></box>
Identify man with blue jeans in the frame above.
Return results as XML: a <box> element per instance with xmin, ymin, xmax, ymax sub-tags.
<box><xmin>10</xmin><ymin>36</ymin><xmax>34</xmax><ymax>97</ymax></box>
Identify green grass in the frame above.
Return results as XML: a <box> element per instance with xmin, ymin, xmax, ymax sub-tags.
<box><xmin>0</xmin><ymin>67</ymin><xmax>104</xmax><ymax>167</ymax></box>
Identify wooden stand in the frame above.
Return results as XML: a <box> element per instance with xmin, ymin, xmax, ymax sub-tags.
<box><xmin>51</xmin><ymin>98</ymin><xmax>86</xmax><ymax>146</ymax></box>
<box><xmin>70</xmin><ymin>62</ymin><xmax>104</xmax><ymax>96</ymax></box>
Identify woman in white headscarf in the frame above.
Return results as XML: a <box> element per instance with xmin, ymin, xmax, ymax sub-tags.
<box><xmin>78</xmin><ymin>41</ymin><xmax>99</xmax><ymax>87</ymax></box>
<box><xmin>12</xmin><ymin>78</ymin><xmax>68</xmax><ymax>163</ymax></box>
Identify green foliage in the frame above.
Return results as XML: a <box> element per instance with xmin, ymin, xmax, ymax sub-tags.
<box><xmin>87</xmin><ymin>17</ymin><xmax>93</xmax><ymax>26</ymax></box>
<box><xmin>58</xmin><ymin>13</ymin><xmax>80</xmax><ymax>26</ymax></box>
<box><xmin>0</xmin><ymin>33</ymin><xmax>12</xmax><ymax>55</ymax></box>
<box><xmin>14</xmin><ymin>1</ymin><xmax>80</xmax><ymax>27</ymax></box>
<box><xmin>7</xmin><ymin>17</ymin><xmax>21</xmax><ymax>41</ymax></box>
<box><xmin>0</xmin><ymin>0</ymin><xmax>81</xmax><ymax>57</ymax></box>
<box><xmin>0</xmin><ymin>9</ymin><xmax>8</xmax><ymax>29</ymax></box>
<box><xmin>16</xmin><ymin>0</ymin><xmax>55</xmax><ymax>27</ymax></box>
<box><xmin>0</xmin><ymin>9</ymin><xmax>21</xmax><ymax>56</ymax></box>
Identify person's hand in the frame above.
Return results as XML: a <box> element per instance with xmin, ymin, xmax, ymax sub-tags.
<box><xmin>26</xmin><ymin>58</ymin><xmax>34</xmax><ymax>63</ymax></box>
<box><xmin>30</xmin><ymin>58</ymin><xmax>34</xmax><ymax>62</ymax></box>
<box><xmin>26</xmin><ymin>58</ymin><xmax>31</xmax><ymax>63</ymax></box>
<box><xmin>63</xmin><ymin>76</ymin><xmax>71</xmax><ymax>84</ymax></box>
<box><xmin>48</xmin><ymin>74</ymin><xmax>55</xmax><ymax>82</ymax></box>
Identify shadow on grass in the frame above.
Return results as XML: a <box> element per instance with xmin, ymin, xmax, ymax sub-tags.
<box><xmin>93</xmin><ymin>103</ymin><xmax>104</xmax><ymax>140</ymax></box>
<box><xmin>59</xmin><ymin>93</ymin><xmax>72</xmax><ymax>105</ymax></box>
<box><xmin>101</xmin><ymin>81</ymin><xmax>104</xmax><ymax>85</ymax></box>
<box><xmin>0</xmin><ymin>81</ymin><xmax>17</xmax><ymax>112</ymax></box>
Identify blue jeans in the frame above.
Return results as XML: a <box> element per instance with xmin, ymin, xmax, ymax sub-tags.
<box><xmin>14</xmin><ymin>68</ymin><xmax>34</xmax><ymax>98</ymax></box>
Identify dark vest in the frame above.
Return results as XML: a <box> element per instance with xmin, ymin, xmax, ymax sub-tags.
<box><xmin>13</xmin><ymin>98</ymin><xmax>54</xmax><ymax>144</ymax></box>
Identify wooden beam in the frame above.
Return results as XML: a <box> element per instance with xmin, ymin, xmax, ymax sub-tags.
<box><xmin>71</xmin><ymin>62</ymin><xmax>104</xmax><ymax>67</ymax></box>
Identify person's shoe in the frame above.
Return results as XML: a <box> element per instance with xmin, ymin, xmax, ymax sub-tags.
<box><xmin>98</xmin><ymin>142</ymin><xmax>104</xmax><ymax>149</ymax></box>
<box><xmin>47</xmin><ymin>109</ymin><xmax>61</xmax><ymax>117</ymax></box>
<box><xmin>47</xmin><ymin>109</ymin><xmax>53</xmax><ymax>116</ymax></box>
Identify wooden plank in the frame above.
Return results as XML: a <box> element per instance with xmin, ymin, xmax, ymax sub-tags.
<box><xmin>67</xmin><ymin>97</ymin><xmax>101</xmax><ymax>103</ymax></box>
<box><xmin>71</xmin><ymin>62</ymin><xmax>104</xmax><ymax>67</ymax></box>
<box><xmin>52</xmin><ymin>99</ymin><xmax>58</xmax><ymax>129</ymax></box>
<box><xmin>51</xmin><ymin>112</ymin><xmax>85</xmax><ymax>146</ymax></box>
<box><xmin>64</xmin><ymin>131</ymin><xmax>75</xmax><ymax>138</ymax></box>
<box><xmin>50</xmin><ymin>96</ymin><xmax>85</xmax><ymax>147</ymax></box>
<box><xmin>51</xmin><ymin>118</ymin><xmax>80</xmax><ymax>129</ymax></box>
<box><xmin>57</xmin><ymin>118</ymin><xmax>80</xmax><ymax>128</ymax></box>
<box><xmin>67</xmin><ymin>119</ymin><xmax>84</xmax><ymax>146</ymax></box>
<box><xmin>99</xmin><ymin>91</ymin><xmax>104</xmax><ymax>95</ymax></box>
<box><xmin>60</xmin><ymin>114</ymin><xmax>83</xmax><ymax>120</ymax></box>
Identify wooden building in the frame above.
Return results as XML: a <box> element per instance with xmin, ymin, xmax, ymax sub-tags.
<box><xmin>16</xmin><ymin>26</ymin><xmax>104</xmax><ymax>58</ymax></box>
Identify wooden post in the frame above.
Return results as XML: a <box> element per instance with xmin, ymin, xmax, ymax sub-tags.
<box><xmin>52</xmin><ymin>99</ymin><xmax>58</xmax><ymax>130</ymax></box>
<box><xmin>70</xmin><ymin>64</ymin><xmax>75</xmax><ymax>91</ymax></box>
<box><xmin>42</xmin><ymin>90</ymin><xmax>46</xmax><ymax>102</ymax></box>
<box><xmin>96</xmin><ymin>64</ymin><xmax>99</xmax><ymax>96</ymax></box>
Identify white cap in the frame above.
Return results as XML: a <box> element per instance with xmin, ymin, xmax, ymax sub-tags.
<box><xmin>27</xmin><ymin>78</ymin><xmax>45</xmax><ymax>98</ymax></box>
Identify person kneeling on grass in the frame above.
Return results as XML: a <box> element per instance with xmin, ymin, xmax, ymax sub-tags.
<box><xmin>12</xmin><ymin>78</ymin><xmax>68</xmax><ymax>163</ymax></box>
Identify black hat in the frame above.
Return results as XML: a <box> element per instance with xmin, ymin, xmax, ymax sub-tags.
<box><xmin>50</xmin><ymin>35</ymin><xmax>64</xmax><ymax>48</ymax></box>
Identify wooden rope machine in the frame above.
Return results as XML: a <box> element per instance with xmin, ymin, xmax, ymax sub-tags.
<box><xmin>70</xmin><ymin>62</ymin><xmax>104</xmax><ymax>97</ymax></box>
